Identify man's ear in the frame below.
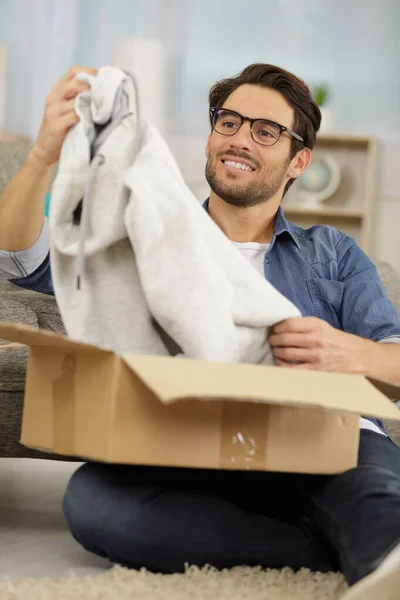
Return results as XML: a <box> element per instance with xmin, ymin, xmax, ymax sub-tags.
<box><xmin>205</xmin><ymin>136</ymin><xmax>210</xmax><ymax>159</ymax></box>
<box><xmin>287</xmin><ymin>147</ymin><xmax>312</xmax><ymax>180</ymax></box>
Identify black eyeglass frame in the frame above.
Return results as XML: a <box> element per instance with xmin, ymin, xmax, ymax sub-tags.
<box><xmin>209</xmin><ymin>107</ymin><xmax>304</xmax><ymax>146</ymax></box>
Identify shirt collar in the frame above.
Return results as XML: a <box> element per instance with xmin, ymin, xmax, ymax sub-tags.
<box><xmin>202</xmin><ymin>200</ymin><xmax>300</xmax><ymax>250</ymax></box>
<box><xmin>273</xmin><ymin>206</ymin><xmax>300</xmax><ymax>249</ymax></box>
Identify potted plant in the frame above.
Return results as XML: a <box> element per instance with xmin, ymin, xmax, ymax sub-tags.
<box><xmin>312</xmin><ymin>84</ymin><xmax>332</xmax><ymax>133</ymax></box>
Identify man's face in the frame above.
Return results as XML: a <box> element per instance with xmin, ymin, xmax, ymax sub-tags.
<box><xmin>205</xmin><ymin>84</ymin><xmax>297</xmax><ymax>208</ymax></box>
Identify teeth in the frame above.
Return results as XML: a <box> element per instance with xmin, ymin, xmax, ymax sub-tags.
<box><xmin>224</xmin><ymin>160</ymin><xmax>253</xmax><ymax>172</ymax></box>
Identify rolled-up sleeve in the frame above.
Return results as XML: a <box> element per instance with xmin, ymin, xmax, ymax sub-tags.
<box><xmin>379</xmin><ymin>336</ymin><xmax>400</xmax><ymax>345</ymax></box>
<box><xmin>337</xmin><ymin>235</ymin><xmax>400</xmax><ymax>341</ymax></box>
<box><xmin>0</xmin><ymin>218</ymin><xmax>50</xmax><ymax>280</ymax></box>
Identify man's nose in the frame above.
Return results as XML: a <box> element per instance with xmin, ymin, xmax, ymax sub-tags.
<box><xmin>229</xmin><ymin>121</ymin><xmax>256</xmax><ymax>152</ymax></box>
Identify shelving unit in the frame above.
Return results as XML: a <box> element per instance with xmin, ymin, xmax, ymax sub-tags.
<box><xmin>283</xmin><ymin>133</ymin><xmax>379</xmax><ymax>254</ymax></box>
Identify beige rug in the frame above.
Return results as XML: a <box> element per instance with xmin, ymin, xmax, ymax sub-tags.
<box><xmin>0</xmin><ymin>565</ymin><xmax>348</xmax><ymax>599</ymax></box>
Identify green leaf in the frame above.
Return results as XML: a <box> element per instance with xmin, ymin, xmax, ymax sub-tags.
<box><xmin>312</xmin><ymin>84</ymin><xmax>330</xmax><ymax>107</ymax></box>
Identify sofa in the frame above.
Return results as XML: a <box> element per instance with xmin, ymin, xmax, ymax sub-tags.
<box><xmin>0</xmin><ymin>289</ymin><xmax>76</xmax><ymax>459</ymax></box>
<box><xmin>0</xmin><ymin>140</ymin><xmax>399</xmax><ymax>460</ymax></box>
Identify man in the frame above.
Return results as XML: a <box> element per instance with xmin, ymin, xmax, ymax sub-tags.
<box><xmin>0</xmin><ymin>64</ymin><xmax>399</xmax><ymax>599</ymax></box>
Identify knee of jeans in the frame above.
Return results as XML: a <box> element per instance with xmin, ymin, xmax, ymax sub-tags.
<box><xmin>63</xmin><ymin>463</ymin><xmax>157</xmax><ymax>556</ymax></box>
<box><xmin>63</xmin><ymin>463</ymin><xmax>107</xmax><ymax>549</ymax></box>
<box><xmin>340</xmin><ymin>464</ymin><xmax>400</xmax><ymax>493</ymax></box>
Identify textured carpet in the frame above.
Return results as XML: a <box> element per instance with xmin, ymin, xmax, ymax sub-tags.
<box><xmin>0</xmin><ymin>565</ymin><xmax>348</xmax><ymax>599</ymax></box>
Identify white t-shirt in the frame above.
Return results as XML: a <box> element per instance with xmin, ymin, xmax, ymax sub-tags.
<box><xmin>232</xmin><ymin>240</ymin><xmax>386</xmax><ymax>437</ymax></box>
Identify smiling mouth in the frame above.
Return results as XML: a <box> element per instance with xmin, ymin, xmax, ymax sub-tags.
<box><xmin>222</xmin><ymin>159</ymin><xmax>255</xmax><ymax>173</ymax></box>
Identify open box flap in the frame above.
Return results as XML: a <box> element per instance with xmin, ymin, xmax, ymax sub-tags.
<box><xmin>121</xmin><ymin>354</ymin><xmax>400</xmax><ymax>421</ymax></box>
<box><xmin>366</xmin><ymin>376</ymin><xmax>400</xmax><ymax>402</ymax></box>
<box><xmin>0</xmin><ymin>322</ymin><xmax>111</xmax><ymax>355</ymax></box>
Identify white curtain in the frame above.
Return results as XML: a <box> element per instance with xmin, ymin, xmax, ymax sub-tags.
<box><xmin>1</xmin><ymin>0</ymin><xmax>399</xmax><ymax>142</ymax></box>
<box><xmin>0</xmin><ymin>0</ymin><xmax>191</xmax><ymax>141</ymax></box>
<box><xmin>0</xmin><ymin>0</ymin><xmax>79</xmax><ymax>140</ymax></box>
<box><xmin>0</xmin><ymin>0</ymin><xmax>399</xmax><ymax>201</ymax></box>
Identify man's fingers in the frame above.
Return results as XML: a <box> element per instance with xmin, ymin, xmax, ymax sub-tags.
<box><xmin>276</xmin><ymin>359</ymin><xmax>313</xmax><ymax>369</ymax></box>
<box><xmin>48</xmin><ymin>70</ymin><xmax>94</xmax><ymax>106</ymax></box>
<box><xmin>269</xmin><ymin>332</ymin><xmax>315</xmax><ymax>349</ymax></box>
<box><xmin>61</xmin><ymin>98</ymin><xmax>78</xmax><ymax>116</ymax></box>
<box><xmin>62</xmin><ymin>79</ymin><xmax>91</xmax><ymax>101</ymax></box>
<box><xmin>273</xmin><ymin>317</ymin><xmax>321</xmax><ymax>335</ymax></box>
<box><xmin>272</xmin><ymin>346</ymin><xmax>316</xmax><ymax>363</ymax></box>
<box><xmin>47</xmin><ymin>98</ymin><xmax>77</xmax><ymax>119</ymax></box>
<box><xmin>60</xmin><ymin>66</ymin><xmax>98</xmax><ymax>86</ymax></box>
<box><xmin>55</xmin><ymin>110</ymin><xmax>80</xmax><ymax>134</ymax></box>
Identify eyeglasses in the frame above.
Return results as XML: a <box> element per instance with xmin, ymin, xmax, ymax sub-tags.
<box><xmin>209</xmin><ymin>107</ymin><xmax>304</xmax><ymax>147</ymax></box>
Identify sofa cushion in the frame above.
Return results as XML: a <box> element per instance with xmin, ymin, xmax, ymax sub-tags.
<box><xmin>386</xmin><ymin>422</ymin><xmax>400</xmax><ymax>444</ymax></box>
<box><xmin>0</xmin><ymin>344</ymin><xmax>29</xmax><ymax>392</ymax></box>
<box><xmin>0</xmin><ymin>296</ymin><xmax>38</xmax><ymax>333</ymax></box>
<box><xmin>10</xmin><ymin>292</ymin><xmax>65</xmax><ymax>334</ymax></box>
<box><xmin>0</xmin><ymin>291</ymin><xmax>65</xmax><ymax>392</ymax></box>
<box><xmin>0</xmin><ymin>141</ymin><xmax>31</xmax><ymax>196</ymax></box>
<box><xmin>0</xmin><ymin>296</ymin><xmax>37</xmax><ymax>391</ymax></box>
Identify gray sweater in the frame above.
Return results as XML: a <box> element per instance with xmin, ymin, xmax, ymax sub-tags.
<box><xmin>30</xmin><ymin>68</ymin><xmax>302</xmax><ymax>363</ymax></box>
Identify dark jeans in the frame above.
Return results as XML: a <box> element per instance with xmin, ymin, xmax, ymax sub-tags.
<box><xmin>63</xmin><ymin>430</ymin><xmax>400</xmax><ymax>585</ymax></box>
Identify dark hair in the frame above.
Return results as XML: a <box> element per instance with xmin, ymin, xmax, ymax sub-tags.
<box><xmin>208</xmin><ymin>63</ymin><xmax>321</xmax><ymax>195</ymax></box>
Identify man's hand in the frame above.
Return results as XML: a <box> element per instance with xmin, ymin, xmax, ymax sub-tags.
<box><xmin>30</xmin><ymin>66</ymin><xmax>98</xmax><ymax>167</ymax></box>
<box><xmin>270</xmin><ymin>317</ymin><xmax>375</xmax><ymax>374</ymax></box>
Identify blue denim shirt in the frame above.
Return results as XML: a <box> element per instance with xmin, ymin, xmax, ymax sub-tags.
<box><xmin>9</xmin><ymin>206</ymin><xmax>400</xmax><ymax>341</ymax></box>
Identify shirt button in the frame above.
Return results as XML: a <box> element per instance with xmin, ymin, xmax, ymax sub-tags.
<box><xmin>265</xmin><ymin>257</ymin><xmax>270</xmax><ymax>264</ymax></box>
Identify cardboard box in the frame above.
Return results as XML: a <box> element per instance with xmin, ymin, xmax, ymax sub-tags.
<box><xmin>1</xmin><ymin>322</ymin><xmax>399</xmax><ymax>475</ymax></box>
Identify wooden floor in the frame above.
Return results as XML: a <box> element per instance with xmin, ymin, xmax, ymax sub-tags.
<box><xmin>0</xmin><ymin>458</ymin><xmax>109</xmax><ymax>579</ymax></box>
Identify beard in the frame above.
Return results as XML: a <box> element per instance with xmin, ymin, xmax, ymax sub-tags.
<box><xmin>205</xmin><ymin>151</ymin><xmax>290</xmax><ymax>208</ymax></box>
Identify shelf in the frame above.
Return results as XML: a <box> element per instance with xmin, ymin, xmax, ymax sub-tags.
<box><xmin>283</xmin><ymin>204</ymin><xmax>364</xmax><ymax>220</ymax></box>
<box><xmin>283</xmin><ymin>130</ymin><xmax>378</xmax><ymax>253</ymax></box>
<box><xmin>316</xmin><ymin>132</ymin><xmax>376</xmax><ymax>149</ymax></box>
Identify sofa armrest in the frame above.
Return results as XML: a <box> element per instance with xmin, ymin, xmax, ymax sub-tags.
<box><xmin>374</xmin><ymin>259</ymin><xmax>400</xmax><ymax>315</ymax></box>
<box><xmin>0</xmin><ymin>290</ymin><xmax>65</xmax><ymax>336</ymax></box>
